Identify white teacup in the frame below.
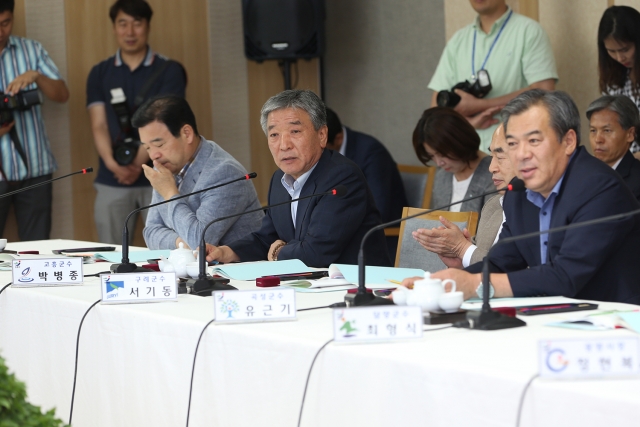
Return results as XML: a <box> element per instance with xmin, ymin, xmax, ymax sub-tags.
<box><xmin>186</xmin><ymin>262</ymin><xmax>200</xmax><ymax>279</ymax></box>
<box><xmin>391</xmin><ymin>286</ymin><xmax>410</xmax><ymax>305</ymax></box>
<box><xmin>0</xmin><ymin>238</ymin><xmax>6</xmax><ymax>251</ymax></box>
<box><xmin>438</xmin><ymin>291</ymin><xmax>464</xmax><ymax>313</ymax></box>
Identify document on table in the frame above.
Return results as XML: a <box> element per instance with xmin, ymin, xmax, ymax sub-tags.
<box><xmin>329</xmin><ymin>264</ymin><xmax>425</xmax><ymax>289</ymax></box>
<box><xmin>93</xmin><ymin>250</ymin><xmax>170</xmax><ymax>263</ymax></box>
<box><xmin>212</xmin><ymin>259</ymin><xmax>314</xmax><ymax>281</ymax></box>
<box><xmin>279</xmin><ymin>278</ymin><xmax>356</xmax><ymax>293</ymax></box>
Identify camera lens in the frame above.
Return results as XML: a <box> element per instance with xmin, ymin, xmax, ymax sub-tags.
<box><xmin>114</xmin><ymin>142</ymin><xmax>137</xmax><ymax>166</ymax></box>
<box><xmin>436</xmin><ymin>90</ymin><xmax>461</xmax><ymax>108</ymax></box>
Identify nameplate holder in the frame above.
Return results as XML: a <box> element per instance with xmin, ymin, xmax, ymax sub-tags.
<box><xmin>332</xmin><ymin>305</ymin><xmax>423</xmax><ymax>344</ymax></box>
<box><xmin>11</xmin><ymin>257</ymin><xmax>84</xmax><ymax>287</ymax></box>
<box><xmin>100</xmin><ymin>272</ymin><xmax>177</xmax><ymax>304</ymax></box>
<box><xmin>539</xmin><ymin>336</ymin><xmax>640</xmax><ymax>379</ymax></box>
<box><xmin>213</xmin><ymin>288</ymin><xmax>297</xmax><ymax>324</ymax></box>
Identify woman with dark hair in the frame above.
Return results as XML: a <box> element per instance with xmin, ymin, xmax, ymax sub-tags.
<box><xmin>598</xmin><ymin>5</ymin><xmax>640</xmax><ymax>155</ymax></box>
<box><xmin>412</xmin><ymin>107</ymin><xmax>493</xmax><ymax>213</ymax></box>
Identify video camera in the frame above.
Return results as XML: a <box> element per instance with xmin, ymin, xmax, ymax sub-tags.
<box><xmin>0</xmin><ymin>89</ymin><xmax>43</xmax><ymax>125</ymax></box>
<box><xmin>436</xmin><ymin>70</ymin><xmax>492</xmax><ymax>108</ymax></box>
<box><xmin>110</xmin><ymin>88</ymin><xmax>140</xmax><ymax>166</ymax></box>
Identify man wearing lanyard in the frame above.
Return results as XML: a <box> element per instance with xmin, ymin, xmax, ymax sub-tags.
<box><xmin>428</xmin><ymin>0</ymin><xmax>558</xmax><ymax>152</ymax></box>
<box><xmin>0</xmin><ymin>0</ymin><xmax>69</xmax><ymax>241</ymax></box>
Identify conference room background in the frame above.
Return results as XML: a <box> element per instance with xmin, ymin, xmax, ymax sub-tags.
<box><xmin>2</xmin><ymin>0</ymin><xmax>635</xmax><ymax>245</ymax></box>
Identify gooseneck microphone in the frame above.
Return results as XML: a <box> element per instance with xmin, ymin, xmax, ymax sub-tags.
<box><xmin>465</xmin><ymin>200</ymin><xmax>640</xmax><ymax>330</ymax></box>
<box><xmin>110</xmin><ymin>172</ymin><xmax>257</xmax><ymax>273</ymax></box>
<box><xmin>189</xmin><ymin>185</ymin><xmax>348</xmax><ymax>296</ymax></box>
<box><xmin>0</xmin><ymin>167</ymin><xmax>93</xmax><ymax>199</ymax></box>
<box><xmin>352</xmin><ymin>178</ymin><xmax>527</xmax><ymax>306</ymax></box>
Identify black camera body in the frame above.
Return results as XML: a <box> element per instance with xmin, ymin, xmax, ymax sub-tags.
<box><xmin>436</xmin><ymin>70</ymin><xmax>492</xmax><ymax>108</ymax></box>
<box><xmin>110</xmin><ymin>88</ymin><xmax>140</xmax><ymax>166</ymax></box>
<box><xmin>0</xmin><ymin>89</ymin><xmax>43</xmax><ymax>125</ymax></box>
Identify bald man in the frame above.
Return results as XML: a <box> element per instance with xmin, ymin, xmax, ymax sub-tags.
<box><xmin>411</xmin><ymin>124</ymin><xmax>515</xmax><ymax>268</ymax></box>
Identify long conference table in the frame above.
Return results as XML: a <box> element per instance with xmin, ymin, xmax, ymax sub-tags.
<box><xmin>1</xmin><ymin>239</ymin><xmax>639</xmax><ymax>427</ymax></box>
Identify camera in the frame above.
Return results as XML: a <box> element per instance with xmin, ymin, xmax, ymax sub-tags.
<box><xmin>110</xmin><ymin>88</ymin><xmax>140</xmax><ymax>166</ymax></box>
<box><xmin>0</xmin><ymin>89</ymin><xmax>43</xmax><ymax>125</ymax></box>
<box><xmin>436</xmin><ymin>70</ymin><xmax>492</xmax><ymax>108</ymax></box>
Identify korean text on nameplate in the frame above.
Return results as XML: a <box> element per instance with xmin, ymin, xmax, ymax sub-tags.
<box><xmin>100</xmin><ymin>272</ymin><xmax>177</xmax><ymax>304</ymax></box>
<box><xmin>213</xmin><ymin>288</ymin><xmax>297</xmax><ymax>323</ymax></box>
<box><xmin>12</xmin><ymin>258</ymin><xmax>84</xmax><ymax>287</ymax></box>
<box><xmin>332</xmin><ymin>305</ymin><xmax>423</xmax><ymax>343</ymax></box>
<box><xmin>539</xmin><ymin>336</ymin><xmax>640</xmax><ymax>379</ymax></box>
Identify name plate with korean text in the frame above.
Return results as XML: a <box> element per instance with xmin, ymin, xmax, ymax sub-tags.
<box><xmin>11</xmin><ymin>257</ymin><xmax>84</xmax><ymax>287</ymax></box>
<box><xmin>100</xmin><ymin>272</ymin><xmax>177</xmax><ymax>304</ymax></box>
<box><xmin>332</xmin><ymin>305</ymin><xmax>423</xmax><ymax>344</ymax></box>
<box><xmin>213</xmin><ymin>288</ymin><xmax>296</xmax><ymax>323</ymax></box>
<box><xmin>539</xmin><ymin>336</ymin><xmax>640</xmax><ymax>379</ymax></box>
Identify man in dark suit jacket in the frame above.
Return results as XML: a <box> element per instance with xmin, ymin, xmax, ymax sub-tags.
<box><xmin>587</xmin><ymin>95</ymin><xmax>640</xmax><ymax>200</ymax></box>
<box><xmin>325</xmin><ymin>108</ymin><xmax>408</xmax><ymax>223</ymax></box>
<box><xmin>205</xmin><ymin>90</ymin><xmax>391</xmax><ymax>268</ymax></box>
<box><xmin>422</xmin><ymin>90</ymin><xmax>640</xmax><ymax>304</ymax></box>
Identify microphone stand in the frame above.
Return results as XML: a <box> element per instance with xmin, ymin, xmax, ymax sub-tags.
<box><xmin>464</xmin><ymin>207</ymin><xmax>640</xmax><ymax>330</ymax></box>
<box><xmin>110</xmin><ymin>173</ymin><xmax>257</xmax><ymax>273</ymax></box>
<box><xmin>189</xmin><ymin>186</ymin><xmax>347</xmax><ymax>296</ymax></box>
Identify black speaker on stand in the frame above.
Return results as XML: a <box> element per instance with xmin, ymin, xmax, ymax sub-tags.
<box><xmin>242</xmin><ymin>0</ymin><xmax>325</xmax><ymax>90</ymax></box>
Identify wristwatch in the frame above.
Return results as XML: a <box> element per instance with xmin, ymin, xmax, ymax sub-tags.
<box><xmin>476</xmin><ymin>281</ymin><xmax>495</xmax><ymax>299</ymax></box>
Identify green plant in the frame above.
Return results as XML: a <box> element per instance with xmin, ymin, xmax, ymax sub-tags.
<box><xmin>0</xmin><ymin>354</ymin><xmax>67</xmax><ymax>427</ymax></box>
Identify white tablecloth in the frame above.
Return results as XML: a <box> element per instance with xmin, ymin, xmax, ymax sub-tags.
<box><xmin>1</xmin><ymin>240</ymin><xmax>639</xmax><ymax>426</ymax></box>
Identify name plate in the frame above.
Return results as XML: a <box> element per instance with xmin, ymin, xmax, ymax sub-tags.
<box><xmin>332</xmin><ymin>305</ymin><xmax>423</xmax><ymax>343</ymax></box>
<box><xmin>11</xmin><ymin>257</ymin><xmax>83</xmax><ymax>287</ymax></box>
<box><xmin>539</xmin><ymin>336</ymin><xmax>640</xmax><ymax>379</ymax></box>
<box><xmin>100</xmin><ymin>272</ymin><xmax>177</xmax><ymax>304</ymax></box>
<box><xmin>213</xmin><ymin>288</ymin><xmax>296</xmax><ymax>323</ymax></box>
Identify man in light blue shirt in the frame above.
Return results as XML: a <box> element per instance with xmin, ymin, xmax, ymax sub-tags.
<box><xmin>0</xmin><ymin>0</ymin><xmax>69</xmax><ymax>240</ymax></box>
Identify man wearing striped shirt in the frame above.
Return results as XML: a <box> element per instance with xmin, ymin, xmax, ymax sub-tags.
<box><xmin>0</xmin><ymin>0</ymin><xmax>69</xmax><ymax>241</ymax></box>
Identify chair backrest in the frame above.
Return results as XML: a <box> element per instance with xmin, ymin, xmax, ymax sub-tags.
<box><xmin>395</xmin><ymin>208</ymin><xmax>479</xmax><ymax>271</ymax></box>
<box><xmin>397</xmin><ymin>164</ymin><xmax>436</xmax><ymax>209</ymax></box>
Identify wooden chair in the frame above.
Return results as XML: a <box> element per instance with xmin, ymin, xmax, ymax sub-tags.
<box><xmin>395</xmin><ymin>208</ymin><xmax>479</xmax><ymax>271</ymax></box>
<box><xmin>385</xmin><ymin>165</ymin><xmax>436</xmax><ymax>237</ymax></box>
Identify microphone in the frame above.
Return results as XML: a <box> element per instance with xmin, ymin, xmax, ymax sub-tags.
<box><xmin>0</xmin><ymin>167</ymin><xmax>93</xmax><ymax>199</ymax></box>
<box><xmin>351</xmin><ymin>178</ymin><xmax>526</xmax><ymax>306</ymax></box>
<box><xmin>110</xmin><ymin>172</ymin><xmax>257</xmax><ymax>273</ymax></box>
<box><xmin>189</xmin><ymin>185</ymin><xmax>348</xmax><ymax>296</ymax></box>
<box><xmin>464</xmin><ymin>200</ymin><xmax>640</xmax><ymax>330</ymax></box>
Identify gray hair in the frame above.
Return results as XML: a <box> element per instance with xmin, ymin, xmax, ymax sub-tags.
<box><xmin>501</xmin><ymin>89</ymin><xmax>581</xmax><ymax>145</ymax></box>
<box><xmin>586</xmin><ymin>95</ymin><xmax>640</xmax><ymax>131</ymax></box>
<box><xmin>260</xmin><ymin>89</ymin><xmax>327</xmax><ymax>135</ymax></box>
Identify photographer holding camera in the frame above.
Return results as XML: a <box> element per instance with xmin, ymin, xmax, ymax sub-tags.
<box><xmin>428</xmin><ymin>0</ymin><xmax>558</xmax><ymax>152</ymax></box>
<box><xmin>87</xmin><ymin>0</ymin><xmax>186</xmax><ymax>244</ymax></box>
<box><xmin>0</xmin><ymin>0</ymin><xmax>69</xmax><ymax>241</ymax></box>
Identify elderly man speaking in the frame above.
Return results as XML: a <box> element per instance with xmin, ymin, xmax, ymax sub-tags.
<box><xmin>206</xmin><ymin>89</ymin><xmax>390</xmax><ymax>268</ymax></box>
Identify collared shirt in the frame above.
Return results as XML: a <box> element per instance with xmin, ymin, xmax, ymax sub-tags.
<box><xmin>0</xmin><ymin>35</ymin><xmax>62</xmax><ymax>181</ymax></box>
<box><xmin>462</xmin><ymin>196</ymin><xmax>504</xmax><ymax>267</ymax></box>
<box><xmin>175</xmin><ymin>136</ymin><xmax>203</xmax><ymax>189</ymax></box>
<box><xmin>428</xmin><ymin>7</ymin><xmax>558</xmax><ymax>152</ymax></box>
<box><xmin>280</xmin><ymin>163</ymin><xmax>318</xmax><ymax>228</ymax></box>
<box><xmin>612</xmin><ymin>156</ymin><xmax>624</xmax><ymax>170</ymax></box>
<box><xmin>526</xmin><ymin>174</ymin><xmax>566</xmax><ymax>265</ymax></box>
<box><xmin>338</xmin><ymin>126</ymin><xmax>348</xmax><ymax>156</ymax></box>
<box><xmin>86</xmin><ymin>46</ymin><xmax>186</xmax><ymax>187</ymax></box>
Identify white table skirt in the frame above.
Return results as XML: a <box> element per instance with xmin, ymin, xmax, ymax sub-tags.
<box><xmin>1</xmin><ymin>240</ymin><xmax>639</xmax><ymax>427</ymax></box>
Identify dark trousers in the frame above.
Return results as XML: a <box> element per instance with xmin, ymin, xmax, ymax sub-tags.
<box><xmin>0</xmin><ymin>174</ymin><xmax>52</xmax><ymax>241</ymax></box>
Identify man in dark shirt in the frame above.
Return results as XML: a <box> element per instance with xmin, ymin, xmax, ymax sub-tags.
<box><xmin>86</xmin><ymin>0</ymin><xmax>186</xmax><ymax>244</ymax></box>
<box><xmin>587</xmin><ymin>95</ymin><xmax>640</xmax><ymax>200</ymax></box>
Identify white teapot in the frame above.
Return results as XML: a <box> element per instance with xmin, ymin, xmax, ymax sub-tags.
<box><xmin>160</xmin><ymin>242</ymin><xmax>196</xmax><ymax>278</ymax></box>
<box><xmin>406</xmin><ymin>272</ymin><xmax>456</xmax><ymax>312</ymax></box>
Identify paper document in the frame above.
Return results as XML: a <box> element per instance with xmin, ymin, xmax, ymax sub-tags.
<box><xmin>330</xmin><ymin>264</ymin><xmax>424</xmax><ymax>289</ymax></box>
<box><xmin>93</xmin><ymin>250</ymin><xmax>170</xmax><ymax>263</ymax></box>
<box><xmin>212</xmin><ymin>259</ymin><xmax>313</xmax><ymax>281</ymax></box>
